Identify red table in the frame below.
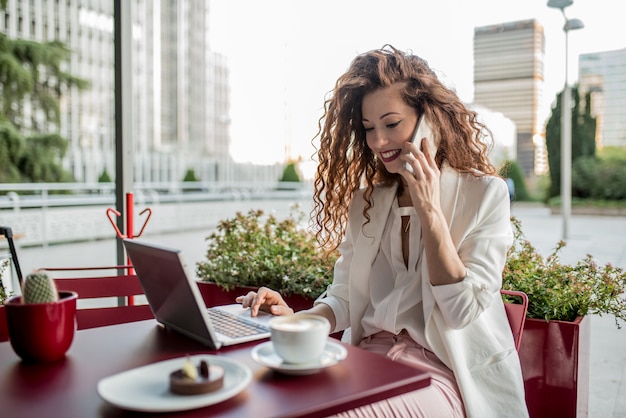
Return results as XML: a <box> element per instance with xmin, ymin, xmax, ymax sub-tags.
<box><xmin>0</xmin><ymin>319</ymin><xmax>430</xmax><ymax>418</ymax></box>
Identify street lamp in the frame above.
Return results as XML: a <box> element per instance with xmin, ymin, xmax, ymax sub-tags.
<box><xmin>547</xmin><ymin>0</ymin><xmax>584</xmax><ymax>241</ymax></box>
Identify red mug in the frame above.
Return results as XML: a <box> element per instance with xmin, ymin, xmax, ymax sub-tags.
<box><xmin>5</xmin><ymin>291</ymin><xmax>78</xmax><ymax>363</ymax></box>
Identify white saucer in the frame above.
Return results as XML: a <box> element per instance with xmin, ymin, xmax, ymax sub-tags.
<box><xmin>251</xmin><ymin>340</ymin><xmax>348</xmax><ymax>375</ymax></box>
<box><xmin>97</xmin><ymin>354</ymin><xmax>252</xmax><ymax>412</ymax></box>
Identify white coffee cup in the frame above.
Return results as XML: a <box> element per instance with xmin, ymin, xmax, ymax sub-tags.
<box><xmin>269</xmin><ymin>314</ymin><xmax>330</xmax><ymax>364</ymax></box>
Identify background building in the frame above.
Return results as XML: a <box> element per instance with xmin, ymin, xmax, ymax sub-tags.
<box><xmin>578</xmin><ymin>48</ymin><xmax>626</xmax><ymax>149</ymax></box>
<box><xmin>473</xmin><ymin>19</ymin><xmax>547</xmax><ymax>177</ymax></box>
<box><xmin>0</xmin><ymin>0</ymin><xmax>283</xmax><ymax>184</ymax></box>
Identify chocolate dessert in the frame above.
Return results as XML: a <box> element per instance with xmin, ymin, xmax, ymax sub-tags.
<box><xmin>169</xmin><ymin>357</ymin><xmax>225</xmax><ymax>395</ymax></box>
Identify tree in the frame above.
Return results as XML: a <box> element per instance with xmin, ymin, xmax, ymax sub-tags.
<box><xmin>0</xmin><ymin>26</ymin><xmax>89</xmax><ymax>183</ymax></box>
<box><xmin>498</xmin><ymin>160</ymin><xmax>530</xmax><ymax>201</ymax></box>
<box><xmin>279</xmin><ymin>162</ymin><xmax>301</xmax><ymax>183</ymax></box>
<box><xmin>0</xmin><ymin>121</ymin><xmax>24</xmax><ymax>182</ymax></box>
<box><xmin>545</xmin><ymin>85</ymin><xmax>597</xmax><ymax>198</ymax></box>
<box><xmin>183</xmin><ymin>168</ymin><xmax>199</xmax><ymax>182</ymax></box>
<box><xmin>19</xmin><ymin>133</ymin><xmax>72</xmax><ymax>182</ymax></box>
<box><xmin>98</xmin><ymin>169</ymin><xmax>112</xmax><ymax>183</ymax></box>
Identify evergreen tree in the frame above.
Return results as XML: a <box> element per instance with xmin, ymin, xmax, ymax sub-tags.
<box><xmin>0</xmin><ymin>24</ymin><xmax>89</xmax><ymax>183</ymax></box>
<box><xmin>545</xmin><ymin>85</ymin><xmax>597</xmax><ymax>198</ymax></box>
<box><xmin>98</xmin><ymin>169</ymin><xmax>112</xmax><ymax>183</ymax></box>
<box><xmin>183</xmin><ymin>168</ymin><xmax>199</xmax><ymax>182</ymax></box>
<box><xmin>279</xmin><ymin>162</ymin><xmax>301</xmax><ymax>183</ymax></box>
<box><xmin>498</xmin><ymin>160</ymin><xmax>529</xmax><ymax>201</ymax></box>
<box><xmin>0</xmin><ymin>121</ymin><xmax>24</xmax><ymax>182</ymax></box>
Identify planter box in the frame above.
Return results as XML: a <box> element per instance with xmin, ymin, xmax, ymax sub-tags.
<box><xmin>195</xmin><ymin>281</ymin><xmax>317</xmax><ymax>312</ymax></box>
<box><xmin>520</xmin><ymin>316</ymin><xmax>590</xmax><ymax>418</ymax></box>
<box><xmin>0</xmin><ymin>306</ymin><xmax>7</xmax><ymax>342</ymax></box>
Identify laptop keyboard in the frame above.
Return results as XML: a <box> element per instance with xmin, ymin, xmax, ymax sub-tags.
<box><xmin>207</xmin><ymin>308</ymin><xmax>270</xmax><ymax>338</ymax></box>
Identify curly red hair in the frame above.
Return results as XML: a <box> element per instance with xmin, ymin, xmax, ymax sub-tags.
<box><xmin>311</xmin><ymin>45</ymin><xmax>496</xmax><ymax>254</ymax></box>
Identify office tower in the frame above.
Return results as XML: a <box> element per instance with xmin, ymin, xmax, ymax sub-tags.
<box><xmin>0</xmin><ymin>0</ymin><xmax>230</xmax><ymax>183</ymax></box>
<box><xmin>579</xmin><ymin>48</ymin><xmax>626</xmax><ymax>148</ymax></box>
<box><xmin>474</xmin><ymin>19</ymin><xmax>546</xmax><ymax>176</ymax></box>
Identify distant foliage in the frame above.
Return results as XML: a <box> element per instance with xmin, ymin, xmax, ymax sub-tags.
<box><xmin>18</xmin><ymin>133</ymin><xmax>73</xmax><ymax>183</ymax></box>
<box><xmin>0</xmin><ymin>30</ymin><xmax>88</xmax><ymax>183</ymax></box>
<box><xmin>0</xmin><ymin>122</ymin><xmax>24</xmax><ymax>183</ymax></box>
<box><xmin>183</xmin><ymin>168</ymin><xmax>199</xmax><ymax>182</ymax></box>
<box><xmin>572</xmin><ymin>156</ymin><xmax>626</xmax><ymax>201</ymax></box>
<box><xmin>498</xmin><ymin>160</ymin><xmax>530</xmax><ymax>201</ymax></box>
<box><xmin>545</xmin><ymin>86</ymin><xmax>597</xmax><ymax>199</ymax></box>
<box><xmin>98</xmin><ymin>169</ymin><xmax>112</xmax><ymax>183</ymax></box>
<box><xmin>279</xmin><ymin>162</ymin><xmax>301</xmax><ymax>183</ymax></box>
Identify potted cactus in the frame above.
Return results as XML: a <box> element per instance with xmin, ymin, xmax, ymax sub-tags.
<box><xmin>4</xmin><ymin>271</ymin><xmax>78</xmax><ymax>362</ymax></box>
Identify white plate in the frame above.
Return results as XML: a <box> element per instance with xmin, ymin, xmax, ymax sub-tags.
<box><xmin>251</xmin><ymin>340</ymin><xmax>348</xmax><ymax>375</ymax></box>
<box><xmin>97</xmin><ymin>354</ymin><xmax>252</xmax><ymax>412</ymax></box>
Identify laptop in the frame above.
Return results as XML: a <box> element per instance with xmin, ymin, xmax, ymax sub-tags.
<box><xmin>122</xmin><ymin>238</ymin><xmax>272</xmax><ymax>350</ymax></box>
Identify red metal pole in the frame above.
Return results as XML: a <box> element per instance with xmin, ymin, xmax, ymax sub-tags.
<box><xmin>125</xmin><ymin>192</ymin><xmax>136</xmax><ymax>305</ymax></box>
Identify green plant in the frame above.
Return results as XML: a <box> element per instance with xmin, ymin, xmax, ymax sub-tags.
<box><xmin>502</xmin><ymin>217</ymin><xmax>626</xmax><ymax>326</ymax></box>
<box><xmin>183</xmin><ymin>168</ymin><xmax>199</xmax><ymax>182</ymax></box>
<box><xmin>498</xmin><ymin>160</ymin><xmax>530</xmax><ymax>201</ymax></box>
<box><xmin>98</xmin><ymin>169</ymin><xmax>112</xmax><ymax>183</ymax></box>
<box><xmin>21</xmin><ymin>272</ymin><xmax>59</xmax><ymax>304</ymax></box>
<box><xmin>279</xmin><ymin>162</ymin><xmax>301</xmax><ymax>183</ymax></box>
<box><xmin>196</xmin><ymin>207</ymin><xmax>337</xmax><ymax>299</ymax></box>
<box><xmin>0</xmin><ymin>258</ymin><xmax>10</xmax><ymax>304</ymax></box>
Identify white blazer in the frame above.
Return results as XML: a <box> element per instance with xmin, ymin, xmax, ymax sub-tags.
<box><xmin>318</xmin><ymin>166</ymin><xmax>528</xmax><ymax>417</ymax></box>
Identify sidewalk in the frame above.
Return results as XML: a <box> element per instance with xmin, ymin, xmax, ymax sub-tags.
<box><xmin>13</xmin><ymin>201</ymin><xmax>626</xmax><ymax>417</ymax></box>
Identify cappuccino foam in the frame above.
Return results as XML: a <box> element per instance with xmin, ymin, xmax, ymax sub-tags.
<box><xmin>271</xmin><ymin>318</ymin><xmax>324</xmax><ymax>332</ymax></box>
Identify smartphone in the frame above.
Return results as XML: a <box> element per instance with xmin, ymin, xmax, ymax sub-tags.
<box><xmin>404</xmin><ymin>114</ymin><xmax>437</xmax><ymax>173</ymax></box>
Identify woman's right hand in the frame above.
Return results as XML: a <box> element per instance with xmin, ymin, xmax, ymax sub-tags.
<box><xmin>235</xmin><ymin>286</ymin><xmax>294</xmax><ymax>317</ymax></box>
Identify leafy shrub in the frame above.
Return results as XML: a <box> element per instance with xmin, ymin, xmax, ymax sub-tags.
<box><xmin>98</xmin><ymin>169</ymin><xmax>112</xmax><ymax>183</ymax></box>
<box><xmin>196</xmin><ymin>207</ymin><xmax>337</xmax><ymax>299</ymax></box>
<box><xmin>502</xmin><ymin>217</ymin><xmax>626</xmax><ymax>325</ymax></box>
<box><xmin>279</xmin><ymin>162</ymin><xmax>301</xmax><ymax>183</ymax></box>
<box><xmin>183</xmin><ymin>168</ymin><xmax>199</xmax><ymax>182</ymax></box>
<box><xmin>498</xmin><ymin>160</ymin><xmax>530</xmax><ymax>201</ymax></box>
<box><xmin>570</xmin><ymin>150</ymin><xmax>626</xmax><ymax>201</ymax></box>
<box><xmin>0</xmin><ymin>258</ymin><xmax>10</xmax><ymax>304</ymax></box>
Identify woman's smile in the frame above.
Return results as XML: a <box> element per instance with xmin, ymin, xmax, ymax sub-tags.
<box><xmin>379</xmin><ymin>148</ymin><xmax>403</xmax><ymax>163</ymax></box>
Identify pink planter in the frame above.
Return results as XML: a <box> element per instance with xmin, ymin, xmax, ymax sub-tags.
<box><xmin>0</xmin><ymin>306</ymin><xmax>7</xmax><ymax>342</ymax></box>
<box><xmin>195</xmin><ymin>281</ymin><xmax>316</xmax><ymax>312</ymax></box>
<box><xmin>519</xmin><ymin>316</ymin><xmax>590</xmax><ymax>418</ymax></box>
<box><xmin>5</xmin><ymin>291</ymin><xmax>78</xmax><ymax>363</ymax></box>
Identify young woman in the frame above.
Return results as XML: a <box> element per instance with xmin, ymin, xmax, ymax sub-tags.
<box><xmin>237</xmin><ymin>45</ymin><xmax>528</xmax><ymax>417</ymax></box>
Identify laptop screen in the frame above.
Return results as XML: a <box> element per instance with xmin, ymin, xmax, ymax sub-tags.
<box><xmin>122</xmin><ymin>239</ymin><xmax>221</xmax><ymax>349</ymax></box>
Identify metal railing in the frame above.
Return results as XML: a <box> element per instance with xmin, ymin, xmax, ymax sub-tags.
<box><xmin>0</xmin><ymin>181</ymin><xmax>313</xmax><ymax>248</ymax></box>
<box><xmin>0</xmin><ymin>181</ymin><xmax>311</xmax><ymax>210</ymax></box>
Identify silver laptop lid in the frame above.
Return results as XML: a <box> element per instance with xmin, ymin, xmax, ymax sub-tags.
<box><xmin>122</xmin><ymin>239</ymin><xmax>222</xmax><ymax>350</ymax></box>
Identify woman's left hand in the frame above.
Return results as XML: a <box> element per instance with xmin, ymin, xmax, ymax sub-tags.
<box><xmin>401</xmin><ymin>137</ymin><xmax>441</xmax><ymax>214</ymax></box>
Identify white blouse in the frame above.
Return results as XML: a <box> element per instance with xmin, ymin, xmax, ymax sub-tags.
<box><xmin>361</xmin><ymin>199</ymin><xmax>430</xmax><ymax>350</ymax></box>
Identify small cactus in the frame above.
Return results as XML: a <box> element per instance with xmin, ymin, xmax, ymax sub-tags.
<box><xmin>22</xmin><ymin>271</ymin><xmax>59</xmax><ymax>304</ymax></box>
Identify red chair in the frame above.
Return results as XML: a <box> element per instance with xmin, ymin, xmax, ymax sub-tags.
<box><xmin>45</xmin><ymin>266</ymin><xmax>154</xmax><ymax>330</ymax></box>
<box><xmin>501</xmin><ymin>289</ymin><xmax>529</xmax><ymax>352</ymax></box>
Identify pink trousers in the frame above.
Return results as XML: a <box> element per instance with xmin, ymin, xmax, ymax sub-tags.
<box><xmin>331</xmin><ymin>331</ymin><xmax>466</xmax><ymax>418</ymax></box>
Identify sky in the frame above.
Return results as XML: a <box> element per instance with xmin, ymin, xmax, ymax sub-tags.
<box><xmin>209</xmin><ymin>0</ymin><xmax>626</xmax><ymax>168</ymax></box>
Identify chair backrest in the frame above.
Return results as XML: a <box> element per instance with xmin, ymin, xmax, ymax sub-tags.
<box><xmin>47</xmin><ymin>266</ymin><xmax>154</xmax><ymax>330</ymax></box>
<box><xmin>501</xmin><ymin>289</ymin><xmax>529</xmax><ymax>351</ymax></box>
